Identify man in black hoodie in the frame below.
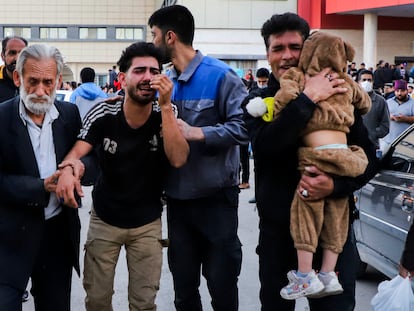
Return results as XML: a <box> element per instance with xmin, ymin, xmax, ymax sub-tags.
<box><xmin>0</xmin><ymin>36</ymin><xmax>27</xmax><ymax>103</ymax></box>
<box><xmin>243</xmin><ymin>13</ymin><xmax>379</xmax><ymax>310</ymax></box>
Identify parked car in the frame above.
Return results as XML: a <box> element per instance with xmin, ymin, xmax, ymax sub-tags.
<box><xmin>354</xmin><ymin>124</ymin><xmax>414</xmax><ymax>278</ymax></box>
<box><xmin>56</xmin><ymin>90</ymin><xmax>73</xmax><ymax>102</ymax></box>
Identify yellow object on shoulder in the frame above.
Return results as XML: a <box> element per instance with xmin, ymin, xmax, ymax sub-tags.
<box><xmin>262</xmin><ymin>97</ymin><xmax>275</xmax><ymax>122</ymax></box>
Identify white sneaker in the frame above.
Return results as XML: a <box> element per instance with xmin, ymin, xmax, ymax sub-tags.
<box><xmin>280</xmin><ymin>270</ymin><xmax>324</xmax><ymax>300</ymax></box>
<box><xmin>308</xmin><ymin>271</ymin><xmax>344</xmax><ymax>298</ymax></box>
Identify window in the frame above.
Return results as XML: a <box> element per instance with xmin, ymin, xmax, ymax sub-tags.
<box><xmin>4</xmin><ymin>27</ymin><xmax>31</xmax><ymax>39</ymax></box>
<box><xmin>115</xmin><ymin>28</ymin><xmax>143</xmax><ymax>40</ymax></box>
<box><xmin>96</xmin><ymin>74</ymin><xmax>108</xmax><ymax>88</ymax></box>
<box><xmin>79</xmin><ymin>28</ymin><xmax>107</xmax><ymax>40</ymax></box>
<box><xmin>40</xmin><ymin>27</ymin><xmax>67</xmax><ymax>39</ymax></box>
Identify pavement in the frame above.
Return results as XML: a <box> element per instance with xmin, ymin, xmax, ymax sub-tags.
<box><xmin>22</xmin><ymin>160</ymin><xmax>382</xmax><ymax>310</ymax></box>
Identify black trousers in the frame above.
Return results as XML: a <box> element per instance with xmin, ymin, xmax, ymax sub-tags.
<box><xmin>167</xmin><ymin>187</ymin><xmax>242</xmax><ymax>311</ymax></box>
<box><xmin>0</xmin><ymin>212</ymin><xmax>73</xmax><ymax>311</ymax></box>
<box><xmin>258</xmin><ymin>220</ymin><xmax>357</xmax><ymax>311</ymax></box>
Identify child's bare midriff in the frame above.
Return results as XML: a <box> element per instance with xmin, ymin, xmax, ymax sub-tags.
<box><xmin>303</xmin><ymin>130</ymin><xmax>347</xmax><ymax>148</ymax></box>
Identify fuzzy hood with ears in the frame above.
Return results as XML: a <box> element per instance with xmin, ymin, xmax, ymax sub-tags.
<box><xmin>298</xmin><ymin>31</ymin><xmax>355</xmax><ymax>76</ymax></box>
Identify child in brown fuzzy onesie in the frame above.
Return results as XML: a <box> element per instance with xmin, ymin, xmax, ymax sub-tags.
<box><xmin>273</xmin><ymin>31</ymin><xmax>372</xmax><ymax>300</ymax></box>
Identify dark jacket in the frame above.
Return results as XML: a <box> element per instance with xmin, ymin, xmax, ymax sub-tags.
<box><xmin>243</xmin><ymin>74</ymin><xmax>379</xmax><ymax>228</ymax></box>
<box><xmin>0</xmin><ymin>96</ymin><xmax>82</xmax><ymax>290</ymax></box>
<box><xmin>362</xmin><ymin>91</ymin><xmax>390</xmax><ymax>148</ymax></box>
<box><xmin>0</xmin><ymin>65</ymin><xmax>18</xmax><ymax>103</ymax></box>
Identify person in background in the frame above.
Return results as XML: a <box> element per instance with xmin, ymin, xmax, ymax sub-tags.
<box><xmin>70</xmin><ymin>81</ymin><xmax>78</xmax><ymax>90</ymax></box>
<box><xmin>245</xmin><ymin>68</ymin><xmax>255</xmax><ymax>90</ymax></box>
<box><xmin>0</xmin><ymin>36</ymin><xmax>28</xmax><ymax>103</ymax></box>
<box><xmin>149</xmin><ymin>5</ymin><xmax>249</xmax><ymax>310</ymax></box>
<box><xmin>249</xmin><ymin>67</ymin><xmax>270</xmax><ymax>93</ymax></box>
<box><xmin>347</xmin><ymin>61</ymin><xmax>357</xmax><ymax>80</ymax></box>
<box><xmin>243</xmin><ymin>12</ymin><xmax>378</xmax><ymax>310</ymax></box>
<box><xmin>408</xmin><ymin>83</ymin><xmax>414</xmax><ymax>98</ymax></box>
<box><xmin>374</xmin><ymin>61</ymin><xmax>399</xmax><ymax>92</ymax></box>
<box><xmin>0</xmin><ymin>44</ymin><xmax>83</xmax><ymax>311</ymax></box>
<box><xmin>355</xmin><ymin>62</ymin><xmax>366</xmax><ymax>81</ymax></box>
<box><xmin>382</xmin><ymin>79</ymin><xmax>414</xmax><ymax>152</ymax></box>
<box><xmin>246</xmin><ymin>67</ymin><xmax>270</xmax><ymax>203</ymax></box>
<box><xmin>0</xmin><ymin>35</ymin><xmax>31</xmax><ymax>303</ymax></box>
<box><xmin>61</xmin><ymin>81</ymin><xmax>71</xmax><ymax>90</ymax></box>
<box><xmin>70</xmin><ymin>67</ymin><xmax>108</xmax><ymax>119</ymax></box>
<box><xmin>108</xmin><ymin>65</ymin><xmax>118</xmax><ymax>91</ymax></box>
<box><xmin>358</xmin><ymin>69</ymin><xmax>390</xmax><ymax>154</ymax></box>
<box><xmin>383</xmin><ymin>82</ymin><xmax>395</xmax><ymax>100</ymax></box>
<box><xmin>56</xmin><ymin>41</ymin><xmax>189</xmax><ymax>311</ymax></box>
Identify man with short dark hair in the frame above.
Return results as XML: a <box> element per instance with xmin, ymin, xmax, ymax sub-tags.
<box><xmin>56</xmin><ymin>41</ymin><xmax>189</xmax><ymax>311</ymax></box>
<box><xmin>243</xmin><ymin>12</ymin><xmax>378</xmax><ymax>310</ymax></box>
<box><xmin>70</xmin><ymin>67</ymin><xmax>108</xmax><ymax>119</ymax></box>
<box><xmin>382</xmin><ymin>79</ymin><xmax>414</xmax><ymax>151</ymax></box>
<box><xmin>0</xmin><ymin>36</ymin><xmax>28</xmax><ymax>103</ymax></box>
<box><xmin>249</xmin><ymin>67</ymin><xmax>270</xmax><ymax>93</ymax></box>
<box><xmin>383</xmin><ymin>82</ymin><xmax>395</xmax><ymax>100</ymax></box>
<box><xmin>357</xmin><ymin>69</ymin><xmax>390</xmax><ymax>151</ymax></box>
<box><xmin>1</xmin><ymin>36</ymin><xmax>32</xmax><ymax>303</ymax></box>
<box><xmin>149</xmin><ymin>5</ymin><xmax>248</xmax><ymax>310</ymax></box>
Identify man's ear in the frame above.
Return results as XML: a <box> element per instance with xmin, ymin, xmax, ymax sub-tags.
<box><xmin>118</xmin><ymin>72</ymin><xmax>126</xmax><ymax>88</ymax></box>
<box><xmin>165</xmin><ymin>30</ymin><xmax>176</xmax><ymax>45</ymax></box>
<box><xmin>13</xmin><ymin>70</ymin><xmax>21</xmax><ymax>87</ymax></box>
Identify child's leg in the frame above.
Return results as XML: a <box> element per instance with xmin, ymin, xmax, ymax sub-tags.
<box><xmin>309</xmin><ymin>248</ymin><xmax>343</xmax><ymax>298</ymax></box>
<box><xmin>297</xmin><ymin>249</ymin><xmax>313</xmax><ymax>274</ymax></box>
<box><xmin>320</xmin><ymin>248</ymin><xmax>339</xmax><ymax>273</ymax></box>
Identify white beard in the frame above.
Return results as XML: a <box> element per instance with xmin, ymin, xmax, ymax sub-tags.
<box><xmin>20</xmin><ymin>86</ymin><xmax>56</xmax><ymax>115</ymax></box>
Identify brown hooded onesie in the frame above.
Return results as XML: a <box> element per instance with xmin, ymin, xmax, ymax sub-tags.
<box><xmin>274</xmin><ymin>31</ymin><xmax>371</xmax><ymax>254</ymax></box>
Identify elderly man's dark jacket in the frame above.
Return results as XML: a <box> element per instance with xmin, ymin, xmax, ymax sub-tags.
<box><xmin>0</xmin><ymin>96</ymin><xmax>82</xmax><ymax>290</ymax></box>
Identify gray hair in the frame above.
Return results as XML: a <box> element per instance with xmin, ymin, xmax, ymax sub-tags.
<box><xmin>16</xmin><ymin>44</ymin><xmax>64</xmax><ymax>79</ymax></box>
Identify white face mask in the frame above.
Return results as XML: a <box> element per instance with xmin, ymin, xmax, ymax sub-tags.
<box><xmin>360</xmin><ymin>80</ymin><xmax>373</xmax><ymax>93</ymax></box>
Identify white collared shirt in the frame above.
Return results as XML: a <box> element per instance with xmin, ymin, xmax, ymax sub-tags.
<box><xmin>19</xmin><ymin>100</ymin><xmax>61</xmax><ymax>220</ymax></box>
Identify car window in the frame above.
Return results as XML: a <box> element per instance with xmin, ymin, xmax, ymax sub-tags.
<box><xmin>56</xmin><ymin>93</ymin><xmax>65</xmax><ymax>101</ymax></box>
<box><xmin>386</xmin><ymin>130</ymin><xmax>414</xmax><ymax>173</ymax></box>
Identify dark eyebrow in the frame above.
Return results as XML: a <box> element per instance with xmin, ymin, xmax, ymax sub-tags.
<box><xmin>134</xmin><ymin>66</ymin><xmax>160</xmax><ymax>72</ymax></box>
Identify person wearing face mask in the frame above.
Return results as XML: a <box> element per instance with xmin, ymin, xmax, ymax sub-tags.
<box><xmin>239</xmin><ymin>67</ymin><xmax>271</xmax><ymax>191</ymax></box>
<box><xmin>358</xmin><ymin>69</ymin><xmax>390</xmax><ymax>155</ymax></box>
<box><xmin>250</xmin><ymin>67</ymin><xmax>270</xmax><ymax>92</ymax></box>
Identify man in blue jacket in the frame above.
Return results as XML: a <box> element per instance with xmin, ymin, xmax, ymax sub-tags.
<box><xmin>149</xmin><ymin>5</ymin><xmax>249</xmax><ymax>311</ymax></box>
<box><xmin>70</xmin><ymin>67</ymin><xmax>108</xmax><ymax>119</ymax></box>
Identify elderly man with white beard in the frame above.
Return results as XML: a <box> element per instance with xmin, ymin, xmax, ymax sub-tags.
<box><xmin>0</xmin><ymin>44</ymin><xmax>83</xmax><ymax>311</ymax></box>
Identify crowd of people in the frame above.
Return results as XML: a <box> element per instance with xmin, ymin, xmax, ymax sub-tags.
<box><xmin>1</xmin><ymin>4</ymin><xmax>414</xmax><ymax>311</ymax></box>
<box><xmin>60</xmin><ymin>66</ymin><xmax>121</xmax><ymax>97</ymax></box>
